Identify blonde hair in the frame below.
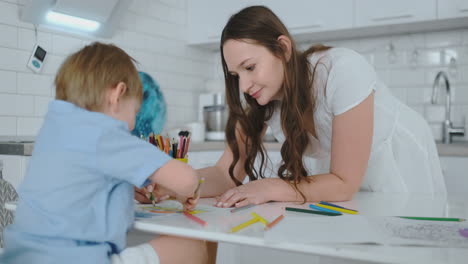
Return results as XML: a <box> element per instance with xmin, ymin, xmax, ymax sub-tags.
<box><xmin>55</xmin><ymin>42</ymin><xmax>142</xmax><ymax>111</ymax></box>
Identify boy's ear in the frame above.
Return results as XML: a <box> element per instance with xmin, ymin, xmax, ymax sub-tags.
<box><xmin>108</xmin><ymin>82</ymin><xmax>127</xmax><ymax>111</ymax></box>
<box><xmin>277</xmin><ymin>35</ymin><xmax>292</xmax><ymax>61</ymax></box>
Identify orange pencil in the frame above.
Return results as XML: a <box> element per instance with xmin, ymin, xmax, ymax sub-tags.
<box><xmin>158</xmin><ymin>135</ymin><xmax>165</xmax><ymax>150</ymax></box>
<box><xmin>183</xmin><ymin>211</ymin><xmax>207</xmax><ymax>227</ymax></box>
<box><xmin>165</xmin><ymin>137</ymin><xmax>170</xmax><ymax>154</ymax></box>
<box><xmin>264</xmin><ymin>214</ymin><xmax>284</xmax><ymax>230</ymax></box>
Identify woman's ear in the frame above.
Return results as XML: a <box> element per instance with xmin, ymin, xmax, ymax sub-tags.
<box><xmin>277</xmin><ymin>35</ymin><xmax>292</xmax><ymax>61</ymax></box>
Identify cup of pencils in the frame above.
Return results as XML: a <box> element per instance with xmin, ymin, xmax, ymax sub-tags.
<box><xmin>148</xmin><ymin>131</ymin><xmax>191</xmax><ymax>162</ymax></box>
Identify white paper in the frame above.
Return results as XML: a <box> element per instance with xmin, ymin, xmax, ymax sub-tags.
<box><xmin>265</xmin><ymin>214</ymin><xmax>468</xmax><ymax>248</ymax></box>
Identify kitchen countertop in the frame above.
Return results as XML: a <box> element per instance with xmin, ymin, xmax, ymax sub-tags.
<box><xmin>1</xmin><ymin>139</ymin><xmax>468</xmax><ymax>157</ymax></box>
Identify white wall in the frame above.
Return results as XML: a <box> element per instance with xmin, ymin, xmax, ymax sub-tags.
<box><xmin>210</xmin><ymin>29</ymin><xmax>468</xmax><ymax>142</ymax></box>
<box><xmin>0</xmin><ymin>0</ymin><xmax>213</xmax><ymax>137</ymax></box>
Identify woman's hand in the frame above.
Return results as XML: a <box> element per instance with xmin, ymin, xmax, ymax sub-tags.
<box><xmin>134</xmin><ymin>183</ymin><xmax>171</xmax><ymax>204</ymax></box>
<box><xmin>214</xmin><ymin>179</ymin><xmax>273</xmax><ymax>208</ymax></box>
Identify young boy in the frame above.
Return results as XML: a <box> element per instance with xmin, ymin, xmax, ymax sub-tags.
<box><xmin>1</xmin><ymin>42</ymin><xmax>207</xmax><ymax>264</ymax></box>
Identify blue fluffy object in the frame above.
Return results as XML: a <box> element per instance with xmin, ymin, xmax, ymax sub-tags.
<box><xmin>131</xmin><ymin>72</ymin><xmax>166</xmax><ymax>137</ymax></box>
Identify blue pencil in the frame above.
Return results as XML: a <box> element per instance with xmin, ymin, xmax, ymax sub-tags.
<box><xmin>319</xmin><ymin>201</ymin><xmax>357</xmax><ymax>212</ymax></box>
<box><xmin>309</xmin><ymin>204</ymin><xmax>341</xmax><ymax>214</ymax></box>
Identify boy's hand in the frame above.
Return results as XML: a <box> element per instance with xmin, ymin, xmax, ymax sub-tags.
<box><xmin>178</xmin><ymin>178</ymin><xmax>204</xmax><ymax>211</ymax></box>
<box><xmin>134</xmin><ymin>184</ymin><xmax>171</xmax><ymax>204</ymax></box>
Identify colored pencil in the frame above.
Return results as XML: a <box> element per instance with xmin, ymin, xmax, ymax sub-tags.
<box><xmin>194</xmin><ymin>178</ymin><xmax>205</xmax><ymax>195</ymax></box>
<box><xmin>183</xmin><ymin>211</ymin><xmax>207</xmax><ymax>226</ymax></box>
<box><xmin>230</xmin><ymin>204</ymin><xmax>255</xmax><ymax>213</ymax></box>
<box><xmin>314</xmin><ymin>203</ymin><xmax>358</xmax><ymax>215</ymax></box>
<box><xmin>251</xmin><ymin>212</ymin><xmax>269</xmax><ymax>226</ymax></box>
<box><xmin>264</xmin><ymin>214</ymin><xmax>284</xmax><ymax>230</ymax></box>
<box><xmin>309</xmin><ymin>204</ymin><xmax>341</xmax><ymax>214</ymax></box>
<box><xmin>285</xmin><ymin>207</ymin><xmax>342</xmax><ymax>216</ymax></box>
<box><xmin>149</xmin><ymin>192</ymin><xmax>156</xmax><ymax>207</ymax></box>
<box><xmin>230</xmin><ymin>217</ymin><xmax>259</xmax><ymax>233</ymax></box>
<box><xmin>398</xmin><ymin>216</ymin><xmax>465</xmax><ymax>222</ymax></box>
<box><xmin>319</xmin><ymin>201</ymin><xmax>358</xmax><ymax>212</ymax></box>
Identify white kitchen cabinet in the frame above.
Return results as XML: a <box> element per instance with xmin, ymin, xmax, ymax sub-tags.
<box><xmin>187</xmin><ymin>0</ymin><xmax>249</xmax><ymax>45</ymax></box>
<box><xmin>257</xmin><ymin>0</ymin><xmax>353</xmax><ymax>35</ymax></box>
<box><xmin>187</xmin><ymin>0</ymin><xmax>353</xmax><ymax>46</ymax></box>
<box><xmin>355</xmin><ymin>0</ymin><xmax>437</xmax><ymax>27</ymax></box>
<box><xmin>438</xmin><ymin>0</ymin><xmax>468</xmax><ymax>19</ymax></box>
<box><xmin>0</xmin><ymin>155</ymin><xmax>30</xmax><ymax>190</ymax></box>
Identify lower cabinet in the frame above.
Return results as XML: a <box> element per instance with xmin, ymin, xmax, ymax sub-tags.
<box><xmin>0</xmin><ymin>155</ymin><xmax>30</xmax><ymax>190</ymax></box>
<box><xmin>439</xmin><ymin>156</ymin><xmax>468</xmax><ymax>197</ymax></box>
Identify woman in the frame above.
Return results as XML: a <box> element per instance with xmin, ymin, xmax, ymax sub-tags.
<box><xmin>137</xmin><ymin>5</ymin><xmax>445</xmax><ymax>208</ymax></box>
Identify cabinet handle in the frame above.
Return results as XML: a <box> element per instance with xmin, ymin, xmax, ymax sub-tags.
<box><xmin>371</xmin><ymin>14</ymin><xmax>413</xmax><ymax>22</ymax></box>
<box><xmin>290</xmin><ymin>23</ymin><xmax>322</xmax><ymax>31</ymax></box>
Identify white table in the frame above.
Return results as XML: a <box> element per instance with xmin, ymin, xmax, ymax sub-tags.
<box><xmin>133</xmin><ymin>193</ymin><xmax>468</xmax><ymax>264</ymax></box>
<box><xmin>6</xmin><ymin>193</ymin><xmax>468</xmax><ymax>263</ymax></box>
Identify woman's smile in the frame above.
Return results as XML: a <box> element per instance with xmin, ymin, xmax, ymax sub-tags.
<box><xmin>250</xmin><ymin>88</ymin><xmax>262</xmax><ymax>98</ymax></box>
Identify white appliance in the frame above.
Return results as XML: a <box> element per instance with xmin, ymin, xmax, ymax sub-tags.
<box><xmin>198</xmin><ymin>92</ymin><xmax>226</xmax><ymax>141</ymax></box>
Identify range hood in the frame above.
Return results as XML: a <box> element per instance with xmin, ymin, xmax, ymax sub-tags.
<box><xmin>19</xmin><ymin>0</ymin><xmax>132</xmax><ymax>37</ymax></box>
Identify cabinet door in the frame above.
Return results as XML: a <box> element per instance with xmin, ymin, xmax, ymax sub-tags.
<box><xmin>187</xmin><ymin>0</ymin><xmax>249</xmax><ymax>45</ymax></box>
<box><xmin>355</xmin><ymin>0</ymin><xmax>437</xmax><ymax>27</ymax></box>
<box><xmin>438</xmin><ymin>0</ymin><xmax>468</xmax><ymax>19</ymax></box>
<box><xmin>0</xmin><ymin>155</ymin><xmax>30</xmax><ymax>190</ymax></box>
<box><xmin>439</xmin><ymin>156</ymin><xmax>468</xmax><ymax>196</ymax></box>
<box><xmin>259</xmin><ymin>0</ymin><xmax>353</xmax><ymax>34</ymax></box>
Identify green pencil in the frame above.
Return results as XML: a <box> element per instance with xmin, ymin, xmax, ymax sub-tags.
<box><xmin>285</xmin><ymin>207</ymin><xmax>342</xmax><ymax>216</ymax></box>
<box><xmin>398</xmin><ymin>216</ymin><xmax>466</xmax><ymax>222</ymax></box>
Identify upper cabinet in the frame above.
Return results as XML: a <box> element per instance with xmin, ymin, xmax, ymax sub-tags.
<box><xmin>438</xmin><ymin>0</ymin><xmax>468</xmax><ymax>19</ymax></box>
<box><xmin>187</xmin><ymin>0</ymin><xmax>248</xmax><ymax>46</ymax></box>
<box><xmin>187</xmin><ymin>0</ymin><xmax>353</xmax><ymax>46</ymax></box>
<box><xmin>355</xmin><ymin>0</ymin><xmax>437</xmax><ymax>27</ymax></box>
<box><xmin>187</xmin><ymin>0</ymin><xmax>468</xmax><ymax>49</ymax></box>
<box><xmin>258</xmin><ymin>0</ymin><xmax>353</xmax><ymax>35</ymax></box>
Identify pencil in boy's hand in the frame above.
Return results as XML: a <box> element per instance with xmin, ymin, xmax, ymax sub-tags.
<box><xmin>149</xmin><ymin>192</ymin><xmax>156</xmax><ymax>207</ymax></box>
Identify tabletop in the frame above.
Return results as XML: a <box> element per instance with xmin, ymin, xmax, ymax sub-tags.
<box><xmin>133</xmin><ymin>192</ymin><xmax>468</xmax><ymax>264</ymax></box>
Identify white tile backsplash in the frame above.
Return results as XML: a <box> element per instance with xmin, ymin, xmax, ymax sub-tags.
<box><xmin>0</xmin><ymin>47</ymin><xmax>30</xmax><ymax>72</ymax></box>
<box><xmin>0</xmin><ymin>94</ymin><xmax>34</xmax><ymax>116</ymax></box>
<box><xmin>0</xmin><ymin>0</ymin><xmax>467</xmax><ymax>138</ymax></box>
<box><xmin>0</xmin><ymin>70</ymin><xmax>17</xmax><ymax>93</ymax></box>
<box><xmin>0</xmin><ymin>24</ymin><xmax>17</xmax><ymax>48</ymax></box>
<box><xmin>0</xmin><ymin>0</ymin><xmax>210</xmax><ymax>137</ymax></box>
<box><xmin>0</xmin><ymin>116</ymin><xmax>16</xmax><ymax>135</ymax></box>
<box><xmin>17</xmin><ymin>73</ymin><xmax>53</xmax><ymax>96</ymax></box>
<box><xmin>18</xmin><ymin>28</ymin><xmax>53</xmax><ymax>52</ymax></box>
<box><xmin>34</xmin><ymin>96</ymin><xmax>52</xmax><ymax>117</ymax></box>
<box><xmin>17</xmin><ymin>117</ymin><xmax>43</xmax><ymax>136</ymax></box>
<box><xmin>305</xmin><ymin>29</ymin><xmax>468</xmax><ymax>131</ymax></box>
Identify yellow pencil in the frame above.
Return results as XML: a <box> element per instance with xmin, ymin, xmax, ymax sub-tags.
<box><xmin>315</xmin><ymin>203</ymin><xmax>358</xmax><ymax>215</ymax></box>
<box><xmin>251</xmin><ymin>212</ymin><xmax>269</xmax><ymax>226</ymax></box>
<box><xmin>230</xmin><ymin>217</ymin><xmax>260</xmax><ymax>233</ymax></box>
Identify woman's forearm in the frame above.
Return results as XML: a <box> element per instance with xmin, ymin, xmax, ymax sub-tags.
<box><xmin>266</xmin><ymin>173</ymin><xmax>358</xmax><ymax>202</ymax></box>
<box><xmin>197</xmin><ymin>166</ymin><xmax>237</xmax><ymax>198</ymax></box>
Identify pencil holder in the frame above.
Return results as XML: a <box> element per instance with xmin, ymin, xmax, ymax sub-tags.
<box><xmin>176</xmin><ymin>158</ymin><xmax>188</xmax><ymax>163</ymax></box>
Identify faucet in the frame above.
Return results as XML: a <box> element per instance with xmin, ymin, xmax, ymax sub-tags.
<box><xmin>431</xmin><ymin>71</ymin><xmax>465</xmax><ymax>144</ymax></box>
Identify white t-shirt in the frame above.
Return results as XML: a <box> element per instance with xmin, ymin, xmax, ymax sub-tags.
<box><xmin>266</xmin><ymin>48</ymin><xmax>445</xmax><ymax>195</ymax></box>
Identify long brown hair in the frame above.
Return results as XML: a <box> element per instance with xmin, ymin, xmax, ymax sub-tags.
<box><xmin>220</xmin><ymin>6</ymin><xmax>331</xmax><ymax>201</ymax></box>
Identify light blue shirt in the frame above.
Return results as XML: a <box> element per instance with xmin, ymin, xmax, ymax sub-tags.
<box><xmin>2</xmin><ymin>100</ymin><xmax>172</xmax><ymax>264</ymax></box>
